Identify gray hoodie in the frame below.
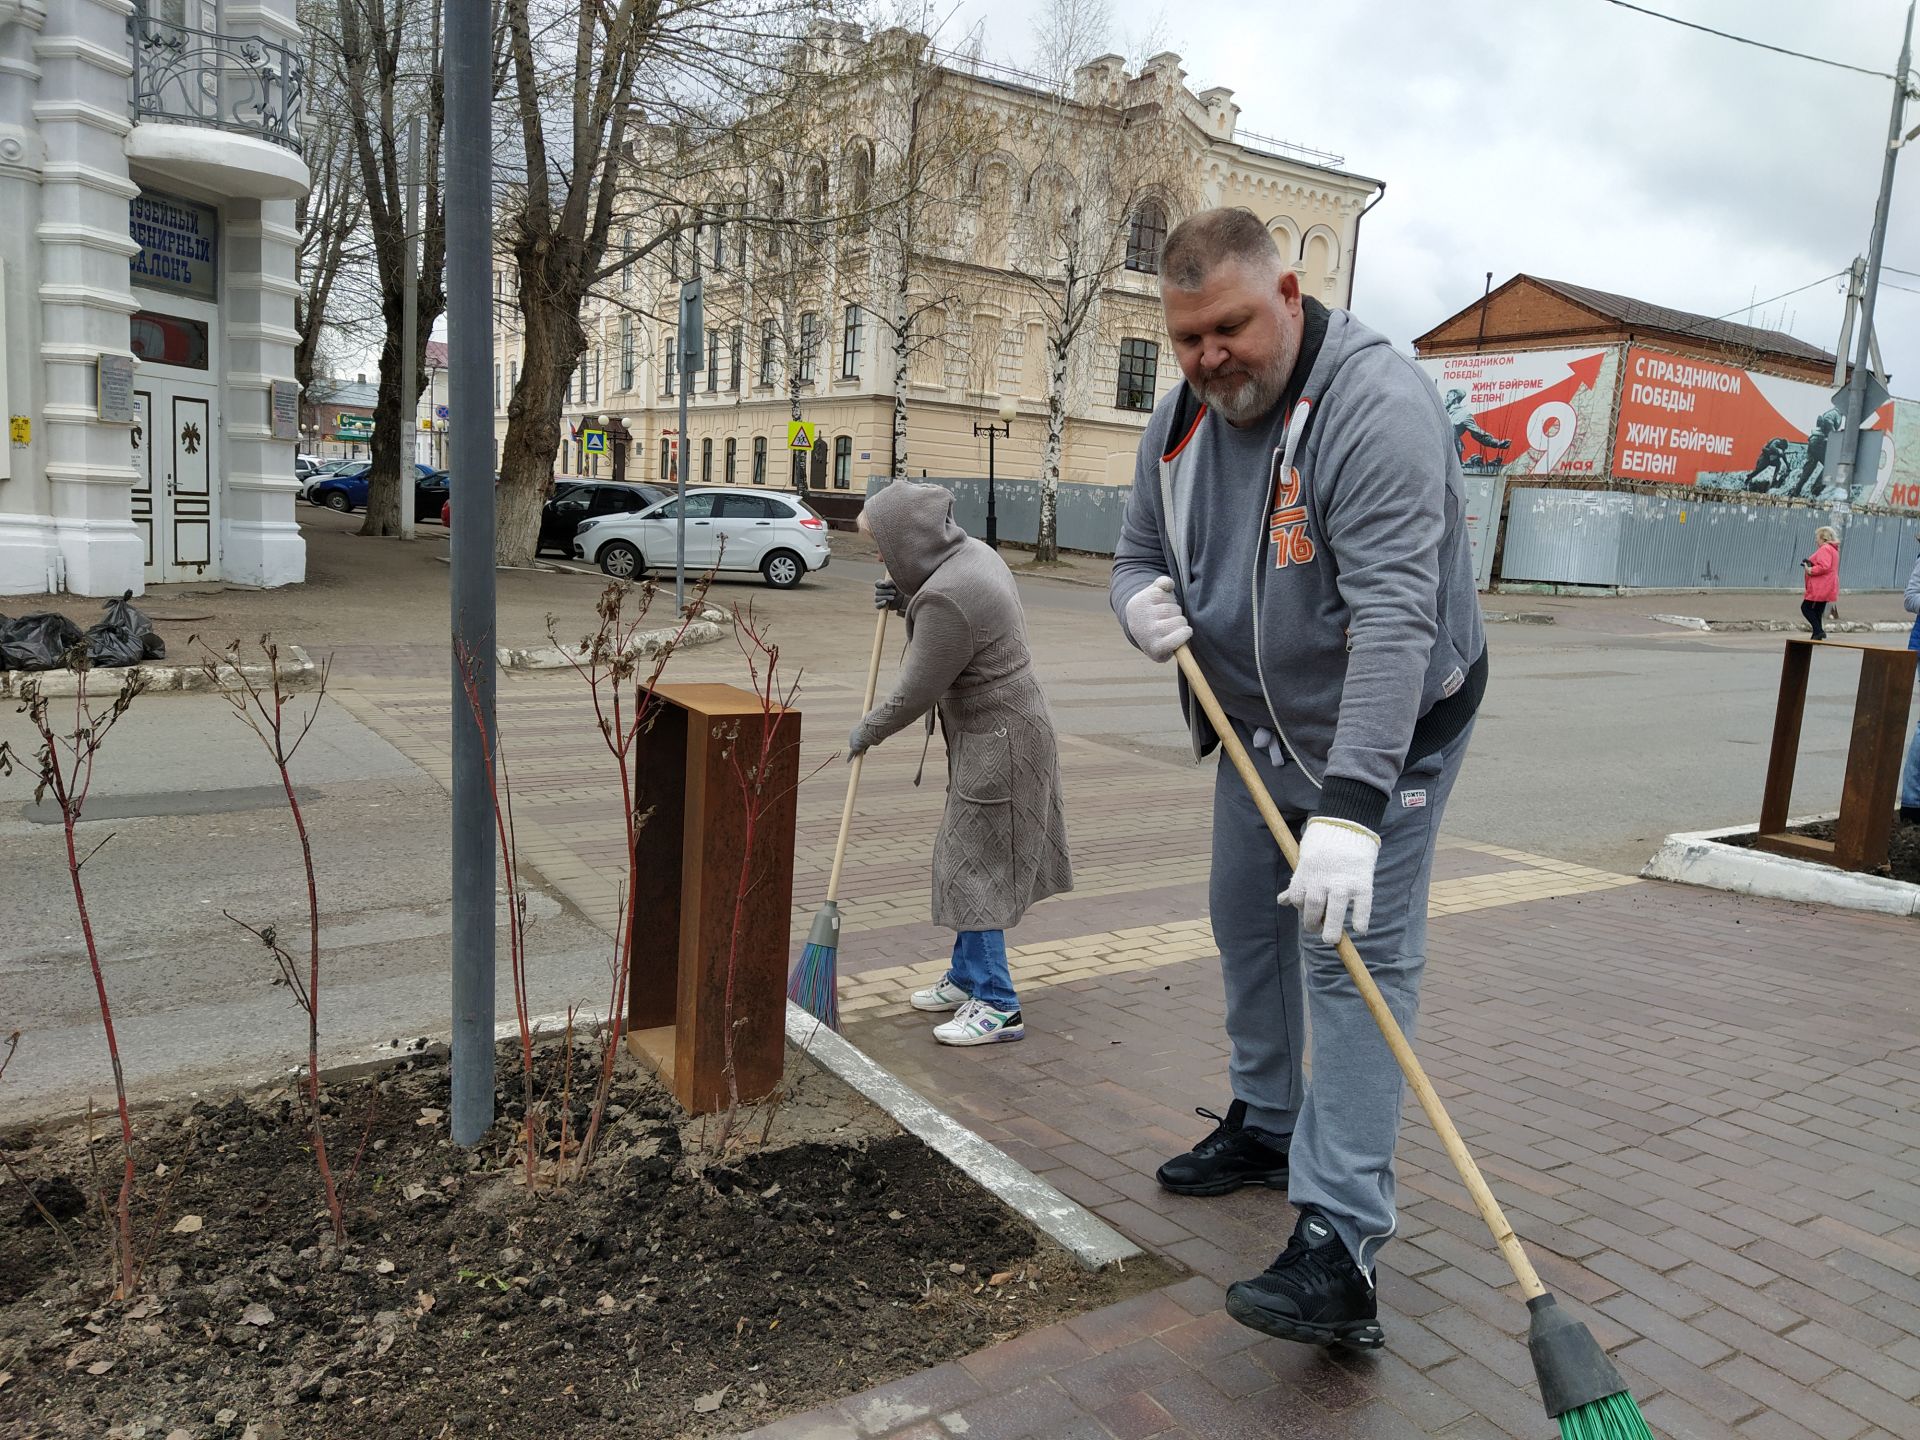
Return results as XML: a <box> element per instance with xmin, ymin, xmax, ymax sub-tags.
<box><xmin>1111</xmin><ymin>308</ymin><xmax>1487</xmax><ymax>831</ymax></box>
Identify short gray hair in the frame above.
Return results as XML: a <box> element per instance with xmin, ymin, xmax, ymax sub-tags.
<box><xmin>1815</xmin><ymin>525</ymin><xmax>1840</xmax><ymax>545</ymax></box>
<box><xmin>1160</xmin><ymin>207</ymin><xmax>1283</xmax><ymax>290</ymax></box>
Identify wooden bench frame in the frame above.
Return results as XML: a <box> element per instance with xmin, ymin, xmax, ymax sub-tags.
<box><xmin>1756</xmin><ymin>639</ymin><xmax>1916</xmax><ymax>873</ymax></box>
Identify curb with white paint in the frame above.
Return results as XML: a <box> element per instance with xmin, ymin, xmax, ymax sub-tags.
<box><xmin>1649</xmin><ymin>615</ymin><xmax>1910</xmax><ymax>635</ymax></box>
<box><xmin>1643</xmin><ymin>815</ymin><xmax>1920</xmax><ymax>918</ymax></box>
<box><xmin>784</xmin><ymin>1002</ymin><xmax>1142</xmax><ymax>1271</ymax></box>
<box><xmin>0</xmin><ymin>646</ymin><xmax>318</xmax><ymax>700</ymax></box>
<box><xmin>501</xmin><ymin>607</ymin><xmax>730</xmax><ymax>671</ymax></box>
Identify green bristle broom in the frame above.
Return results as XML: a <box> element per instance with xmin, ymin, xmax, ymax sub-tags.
<box><xmin>790</xmin><ymin>604</ymin><xmax>890</xmax><ymax>1028</ymax></box>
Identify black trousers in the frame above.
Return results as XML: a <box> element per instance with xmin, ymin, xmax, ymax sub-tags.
<box><xmin>1801</xmin><ymin>599</ymin><xmax>1828</xmax><ymax>639</ymax></box>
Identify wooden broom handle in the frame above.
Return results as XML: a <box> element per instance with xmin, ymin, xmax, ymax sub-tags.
<box><xmin>1175</xmin><ymin>645</ymin><xmax>1547</xmax><ymax>1301</ymax></box>
<box><xmin>826</xmin><ymin>604</ymin><xmax>891</xmax><ymax>903</ymax></box>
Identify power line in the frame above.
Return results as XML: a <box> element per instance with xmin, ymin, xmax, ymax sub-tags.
<box><xmin>1596</xmin><ymin>0</ymin><xmax>1902</xmax><ymax>81</ymax></box>
<box><xmin>1712</xmin><ymin>272</ymin><xmax>1844</xmax><ymax>325</ymax></box>
<box><xmin>1879</xmin><ymin>280</ymin><xmax>1920</xmax><ymax>297</ymax></box>
<box><xmin>1884</xmin><ymin>265</ymin><xmax>1920</xmax><ymax>281</ymax></box>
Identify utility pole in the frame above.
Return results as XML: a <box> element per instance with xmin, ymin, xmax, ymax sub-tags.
<box><xmin>1833</xmin><ymin>257</ymin><xmax>1864</xmax><ymax>387</ymax></box>
<box><xmin>400</xmin><ymin>115</ymin><xmax>421</xmax><ymax>542</ymax></box>
<box><xmin>446</xmin><ymin>0</ymin><xmax>496</xmax><ymax>1146</ymax></box>
<box><xmin>1829</xmin><ymin>0</ymin><xmax>1915</xmax><ymax>515</ymax></box>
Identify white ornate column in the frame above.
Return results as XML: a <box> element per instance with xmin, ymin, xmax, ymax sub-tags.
<box><xmin>221</xmin><ymin>194</ymin><xmax>305</xmax><ymax>585</ymax></box>
<box><xmin>0</xmin><ymin>0</ymin><xmax>62</xmax><ymax>593</ymax></box>
<box><xmin>34</xmin><ymin>0</ymin><xmax>142</xmax><ymax>596</ymax></box>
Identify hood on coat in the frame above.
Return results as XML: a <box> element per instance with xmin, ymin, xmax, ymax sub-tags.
<box><xmin>863</xmin><ymin>480</ymin><xmax>968</xmax><ymax>595</ymax></box>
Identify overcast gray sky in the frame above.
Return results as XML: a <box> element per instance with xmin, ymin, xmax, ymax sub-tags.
<box><xmin>946</xmin><ymin>0</ymin><xmax>1920</xmax><ymax>394</ymax></box>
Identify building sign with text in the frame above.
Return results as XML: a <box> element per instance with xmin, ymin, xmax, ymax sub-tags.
<box><xmin>128</xmin><ymin>191</ymin><xmax>218</xmax><ymax>302</ymax></box>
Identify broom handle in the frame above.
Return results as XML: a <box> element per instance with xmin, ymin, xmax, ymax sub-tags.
<box><xmin>826</xmin><ymin>604</ymin><xmax>891</xmax><ymax>904</ymax></box>
<box><xmin>1175</xmin><ymin>646</ymin><xmax>1547</xmax><ymax>1302</ymax></box>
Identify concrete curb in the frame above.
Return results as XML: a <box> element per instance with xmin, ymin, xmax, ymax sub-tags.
<box><xmin>1482</xmin><ymin>611</ymin><xmax>1556</xmax><ymax>625</ymax></box>
<box><xmin>784</xmin><ymin>1001</ymin><xmax>1143</xmax><ymax>1270</ymax></box>
<box><xmin>1643</xmin><ymin>816</ymin><xmax>1920</xmax><ymax>918</ymax></box>
<box><xmin>1649</xmin><ymin>615</ymin><xmax>1909</xmax><ymax>635</ymax></box>
<box><xmin>0</xmin><ymin>646</ymin><xmax>319</xmax><ymax>700</ymax></box>
<box><xmin>1007</xmin><ymin>565</ymin><xmax>1110</xmax><ymax>591</ymax></box>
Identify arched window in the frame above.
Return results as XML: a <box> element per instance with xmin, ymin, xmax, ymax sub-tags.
<box><xmin>846</xmin><ymin>142</ymin><xmax>873</xmax><ymax>234</ymax></box>
<box><xmin>804</xmin><ymin>164</ymin><xmax>826</xmax><ymax>243</ymax></box>
<box><xmin>764</xmin><ymin>176</ymin><xmax>786</xmax><ymax>259</ymax></box>
<box><xmin>977</xmin><ymin>166</ymin><xmax>1010</xmax><ymax>268</ymax></box>
<box><xmin>1126</xmin><ymin>199</ymin><xmax>1168</xmax><ymax>275</ymax></box>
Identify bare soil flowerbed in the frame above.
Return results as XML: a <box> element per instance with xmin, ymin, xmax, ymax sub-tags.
<box><xmin>1719</xmin><ymin>814</ymin><xmax>1920</xmax><ymax>885</ymax></box>
<box><xmin>0</xmin><ymin>1041</ymin><xmax>1165</xmax><ymax>1439</ymax></box>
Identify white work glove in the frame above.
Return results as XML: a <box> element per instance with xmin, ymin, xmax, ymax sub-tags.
<box><xmin>1250</xmin><ymin>727</ymin><xmax>1285</xmax><ymax>768</ymax></box>
<box><xmin>1280</xmin><ymin>818</ymin><xmax>1380</xmax><ymax>946</ymax></box>
<box><xmin>1123</xmin><ymin>576</ymin><xmax>1192</xmax><ymax>663</ymax></box>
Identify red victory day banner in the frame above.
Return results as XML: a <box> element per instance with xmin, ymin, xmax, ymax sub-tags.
<box><xmin>1611</xmin><ymin>346</ymin><xmax>1868</xmax><ymax>500</ymax></box>
<box><xmin>1416</xmin><ymin>348</ymin><xmax>1615</xmax><ymax>477</ymax></box>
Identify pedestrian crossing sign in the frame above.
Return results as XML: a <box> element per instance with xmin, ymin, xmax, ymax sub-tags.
<box><xmin>582</xmin><ymin>428</ymin><xmax>607</xmax><ymax>454</ymax></box>
<box><xmin>788</xmin><ymin>420</ymin><xmax>816</xmax><ymax>451</ymax></box>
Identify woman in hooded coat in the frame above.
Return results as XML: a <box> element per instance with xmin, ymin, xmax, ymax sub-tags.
<box><xmin>849</xmin><ymin>481</ymin><xmax>1073</xmax><ymax>1045</ymax></box>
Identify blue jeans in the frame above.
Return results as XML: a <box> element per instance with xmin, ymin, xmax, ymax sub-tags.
<box><xmin>948</xmin><ymin>931</ymin><xmax>1018</xmax><ymax>1011</ymax></box>
<box><xmin>1901</xmin><ymin>700</ymin><xmax>1920</xmax><ymax>810</ymax></box>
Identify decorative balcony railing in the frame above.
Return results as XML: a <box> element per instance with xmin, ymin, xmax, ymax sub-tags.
<box><xmin>129</xmin><ymin>17</ymin><xmax>305</xmax><ymax>155</ymax></box>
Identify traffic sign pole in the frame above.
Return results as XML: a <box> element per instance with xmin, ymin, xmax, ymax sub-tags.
<box><xmin>676</xmin><ymin>276</ymin><xmax>703</xmax><ymax>614</ymax></box>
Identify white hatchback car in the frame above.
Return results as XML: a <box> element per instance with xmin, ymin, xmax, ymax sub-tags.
<box><xmin>572</xmin><ymin>487</ymin><xmax>833</xmax><ymax>588</ymax></box>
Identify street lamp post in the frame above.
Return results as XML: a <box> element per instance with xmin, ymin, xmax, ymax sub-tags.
<box><xmin>972</xmin><ymin>395</ymin><xmax>1016</xmax><ymax>550</ymax></box>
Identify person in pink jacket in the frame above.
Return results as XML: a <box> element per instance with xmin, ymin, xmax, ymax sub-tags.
<box><xmin>1800</xmin><ymin>525</ymin><xmax>1840</xmax><ymax>640</ymax></box>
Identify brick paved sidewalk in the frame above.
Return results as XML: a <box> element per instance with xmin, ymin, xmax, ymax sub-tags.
<box><xmin>332</xmin><ymin>664</ymin><xmax>1920</xmax><ymax>1440</ymax></box>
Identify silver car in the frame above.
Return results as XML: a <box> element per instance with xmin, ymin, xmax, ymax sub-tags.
<box><xmin>572</xmin><ymin>488</ymin><xmax>833</xmax><ymax>588</ymax></box>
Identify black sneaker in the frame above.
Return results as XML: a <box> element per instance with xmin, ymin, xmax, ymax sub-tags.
<box><xmin>1154</xmin><ymin>1099</ymin><xmax>1289</xmax><ymax>1197</ymax></box>
<box><xmin>1225</xmin><ymin>1208</ymin><xmax>1384</xmax><ymax>1349</ymax></box>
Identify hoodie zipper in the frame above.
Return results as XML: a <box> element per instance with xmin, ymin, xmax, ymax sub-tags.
<box><xmin>1250</xmin><ymin>399</ymin><xmax>1322</xmax><ymax>790</ymax></box>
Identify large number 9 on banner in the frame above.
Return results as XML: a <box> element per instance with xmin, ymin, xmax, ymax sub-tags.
<box><xmin>1527</xmin><ymin>401</ymin><xmax>1578</xmax><ymax>473</ymax></box>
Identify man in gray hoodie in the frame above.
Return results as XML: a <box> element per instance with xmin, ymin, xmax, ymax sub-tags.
<box><xmin>1111</xmin><ymin>207</ymin><xmax>1486</xmax><ymax>1350</ymax></box>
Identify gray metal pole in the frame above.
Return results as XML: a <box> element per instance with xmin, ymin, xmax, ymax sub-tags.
<box><xmin>446</xmin><ymin>0</ymin><xmax>496</xmax><ymax>1146</ymax></box>
<box><xmin>1830</xmin><ymin>0</ymin><xmax>1914</xmax><ymax>515</ymax></box>
<box><xmin>400</xmin><ymin>116</ymin><xmax>421</xmax><ymax>542</ymax></box>
<box><xmin>676</xmin><ymin>338</ymin><xmax>689</xmax><ymax>614</ymax></box>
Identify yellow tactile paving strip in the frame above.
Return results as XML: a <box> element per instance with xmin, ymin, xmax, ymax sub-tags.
<box><xmin>839</xmin><ymin>853</ymin><xmax>1640</xmax><ymax>1019</ymax></box>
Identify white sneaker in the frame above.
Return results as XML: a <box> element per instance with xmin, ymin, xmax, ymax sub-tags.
<box><xmin>910</xmin><ymin>975</ymin><xmax>972</xmax><ymax>1012</ymax></box>
<box><xmin>934</xmin><ymin>999</ymin><xmax>1024</xmax><ymax>1047</ymax></box>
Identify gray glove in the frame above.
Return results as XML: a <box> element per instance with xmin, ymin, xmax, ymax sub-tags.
<box><xmin>847</xmin><ymin>724</ymin><xmax>872</xmax><ymax>762</ymax></box>
<box><xmin>874</xmin><ymin>578</ymin><xmax>904</xmax><ymax>612</ymax></box>
<box><xmin>1250</xmin><ymin>727</ymin><xmax>1285</xmax><ymax>768</ymax></box>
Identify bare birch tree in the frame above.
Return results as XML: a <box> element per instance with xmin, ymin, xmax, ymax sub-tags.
<box><xmin>1007</xmin><ymin>14</ymin><xmax>1194</xmax><ymax>561</ymax></box>
<box><xmin>292</xmin><ymin>6</ymin><xmax>369</xmax><ymax>400</ymax></box>
<box><xmin>323</xmin><ymin>0</ymin><xmax>448</xmax><ymax>535</ymax></box>
<box><xmin>861</xmin><ymin>26</ymin><xmax>994</xmax><ymax>477</ymax></box>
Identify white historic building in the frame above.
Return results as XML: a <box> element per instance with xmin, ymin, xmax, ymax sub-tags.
<box><xmin>0</xmin><ymin>0</ymin><xmax>308</xmax><ymax>596</ymax></box>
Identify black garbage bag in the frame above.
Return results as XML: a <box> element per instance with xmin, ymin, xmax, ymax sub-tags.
<box><xmin>85</xmin><ymin>590</ymin><xmax>165</xmax><ymax>667</ymax></box>
<box><xmin>0</xmin><ymin>612</ymin><xmax>86</xmax><ymax>671</ymax></box>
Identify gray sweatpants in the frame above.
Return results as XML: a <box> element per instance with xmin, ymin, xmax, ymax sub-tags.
<box><xmin>1210</xmin><ymin>719</ymin><xmax>1473</xmax><ymax>1277</ymax></box>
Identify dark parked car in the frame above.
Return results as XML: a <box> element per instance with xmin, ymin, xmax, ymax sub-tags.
<box><xmin>308</xmin><ymin>462</ymin><xmax>438</xmax><ymax>516</ymax></box>
<box><xmin>539</xmin><ymin>481</ymin><xmax>669</xmax><ymax>556</ymax></box>
<box><xmin>435</xmin><ymin>478</ymin><xmax>669</xmax><ymax>553</ymax></box>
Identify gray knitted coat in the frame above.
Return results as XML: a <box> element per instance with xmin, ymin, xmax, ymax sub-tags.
<box><xmin>852</xmin><ymin>482</ymin><xmax>1073</xmax><ymax>931</ymax></box>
